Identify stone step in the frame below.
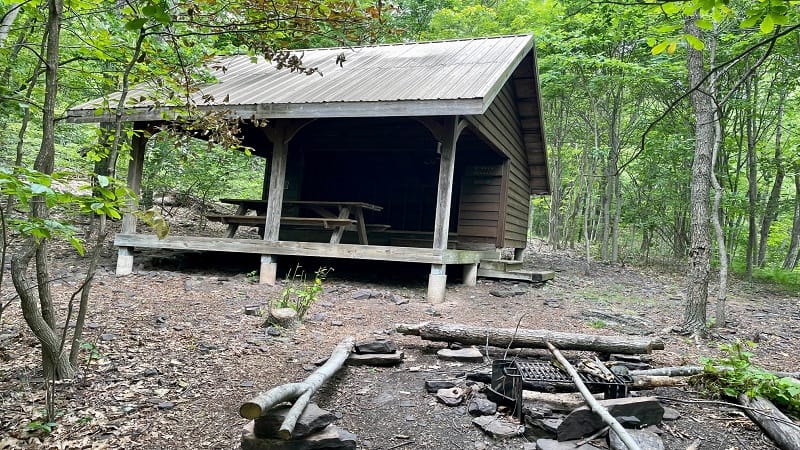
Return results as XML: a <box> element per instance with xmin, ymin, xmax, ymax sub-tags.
<box><xmin>477</xmin><ymin>267</ymin><xmax>555</xmax><ymax>283</ymax></box>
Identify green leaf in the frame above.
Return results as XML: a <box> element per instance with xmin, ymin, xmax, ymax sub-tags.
<box><xmin>770</xmin><ymin>12</ymin><xmax>789</xmax><ymax>26</ymax></box>
<box><xmin>97</xmin><ymin>174</ymin><xmax>110</xmax><ymax>187</ymax></box>
<box><xmin>696</xmin><ymin>19</ymin><xmax>713</xmax><ymax>30</ymax></box>
<box><xmin>760</xmin><ymin>14</ymin><xmax>775</xmax><ymax>33</ymax></box>
<box><xmin>661</xmin><ymin>2</ymin><xmax>682</xmax><ymax>13</ymax></box>
<box><xmin>125</xmin><ymin>17</ymin><xmax>148</xmax><ymax>30</ymax></box>
<box><xmin>685</xmin><ymin>34</ymin><xmax>705</xmax><ymax>50</ymax></box>
<box><xmin>651</xmin><ymin>41</ymin><xmax>669</xmax><ymax>55</ymax></box>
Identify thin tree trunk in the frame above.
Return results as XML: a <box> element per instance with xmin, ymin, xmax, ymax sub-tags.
<box><xmin>757</xmin><ymin>92</ymin><xmax>785</xmax><ymax>268</ymax></box>
<box><xmin>745</xmin><ymin>74</ymin><xmax>758</xmax><ymax>280</ymax></box>
<box><xmin>708</xmin><ymin>27</ymin><xmax>728</xmax><ymax>328</ymax></box>
<box><xmin>0</xmin><ymin>3</ymin><xmax>20</xmax><ymax>46</ymax></box>
<box><xmin>683</xmin><ymin>14</ymin><xmax>713</xmax><ymax>336</ymax></box>
<box><xmin>783</xmin><ymin>171</ymin><xmax>800</xmax><ymax>270</ymax></box>
<box><xmin>13</xmin><ymin>0</ymin><xmax>73</xmax><ymax>380</ymax></box>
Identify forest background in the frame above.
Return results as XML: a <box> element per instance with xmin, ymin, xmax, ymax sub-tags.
<box><xmin>0</xmin><ymin>0</ymin><xmax>799</xmax><ymax>377</ymax></box>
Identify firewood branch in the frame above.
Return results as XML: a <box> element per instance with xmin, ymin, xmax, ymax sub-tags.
<box><xmin>546</xmin><ymin>341</ymin><xmax>642</xmax><ymax>450</ymax></box>
<box><xmin>239</xmin><ymin>336</ymin><xmax>354</xmax><ymax>439</ymax></box>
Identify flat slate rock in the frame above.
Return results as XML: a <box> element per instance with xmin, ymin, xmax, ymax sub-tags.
<box><xmin>243</xmin><ymin>423</ymin><xmax>356</xmax><ymax>450</ymax></box>
<box><xmin>535</xmin><ymin>438</ymin><xmax>602</xmax><ymax>450</ymax></box>
<box><xmin>354</xmin><ymin>339</ymin><xmax>397</xmax><ymax>354</ymax></box>
<box><xmin>662</xmin><ymin>406</ymin><xmax>680</xmax><ymax>421</ymax></box>
<box><xmin>609</xmin><ymin>428</ymin><xmax>665</xmax><ymax>450</ymax></box>
<box><xmin>468</xmin><ymin>397</ymin><xmax>497</xmax><ymax>416</ymax></box>
<box><xmin>557</xmin><ymin>397</ymin><xmax>664</xmax><ymax>441</ymax></box>
<box><xmin>346</xmin><ymin>351</ymin><xmax>404</xmax><ymax>366</ymax></box>
<box><xmin>472</xmin><ymin>415</ymin><xmax>522</xmax><ymax>439</ymax></box>
<box><xmin>424</xmin><ymin>380</ymin><xmax>458</xmax><ymax>393</ymax></box>
<box><xmin>254</xmin><ymin>403</ymin><xmax>337</xmax><ymax>439</ymax></box>
<box><xmin>437</xmin><ymin>347</ymin><xmax>483</xmax><ymax>362</ymax></box>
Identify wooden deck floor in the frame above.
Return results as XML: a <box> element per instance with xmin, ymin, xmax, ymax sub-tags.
<box><xmin>114</xmin><ymin>234</ymin><xmax>495</xmax><ymax>265</ymax></box>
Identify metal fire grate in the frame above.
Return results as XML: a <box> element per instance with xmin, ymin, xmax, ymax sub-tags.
<box><xmin>512</xmin><ymin>360</ymin><xmax>630</xmax><ymax>399</ymax></box>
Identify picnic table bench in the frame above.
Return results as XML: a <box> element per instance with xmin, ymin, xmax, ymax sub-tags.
<box><xmin>209</xmin><ymin>199</ymin><xmax>389</xmax><ymax>244</ymax></box>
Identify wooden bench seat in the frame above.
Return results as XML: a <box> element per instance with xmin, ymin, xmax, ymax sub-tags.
<box><xmin>206</xmin><ymin>214</ymin><xmax>356</xmax><ymax>229</ymax></box>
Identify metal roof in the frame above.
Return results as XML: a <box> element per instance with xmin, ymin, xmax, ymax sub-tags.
<box><xmin>67</xmin><ymin>35</ymin><xmax>536</xmax><ymax>122</ymax></box>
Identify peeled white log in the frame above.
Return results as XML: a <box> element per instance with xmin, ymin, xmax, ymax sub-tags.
<box><xmin>546</xmin><ymin>342</ymin><xmax>642</xmax><ymax>450</ymax></box>
<box><xmin>239</xmin><ymin>336</ymin><xmax>354</xmax><ymax>439</ymax></box>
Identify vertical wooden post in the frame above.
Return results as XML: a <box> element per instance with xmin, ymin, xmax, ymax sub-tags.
<box><xmin>259</xmin><ymin>123</ymin><xmax>289</xmax><ymax>285</ymax></box>
<box><xmin>116</xmin><ymin>123</ymin><xmax>148</xmax><ymax>275</ymax></box>
<box><xmin>427</xmin><ymin>117</ymin><xmax>465</xmax><ymax>302</ymax></box>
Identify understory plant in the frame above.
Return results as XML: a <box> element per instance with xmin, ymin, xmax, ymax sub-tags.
<box><xmin>273</xmin><ymin>265</ymin><xmax>332</xmax><ymax>320</ymax></box>
<box><xmin>696</xmin><ymin>340</ymin><xmax>800</xmax><ymax>415</ymax></box>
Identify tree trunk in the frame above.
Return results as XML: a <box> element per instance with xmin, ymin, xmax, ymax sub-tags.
<box><xmin>784</xmin><ymin>171</ymin><xmax>800</xmax><ymax>270</ymax></box>
<box><xmin>707</xmin><ymin>30</ymin><xmax>728</xmax><ymax>327</ymax></box>
<box><xmin>683</xmin><ymin>14</ymin><xmax>713</xmax><ymax>337</ymax></box>
<box><xmin>745</xmin><ymin>74</ymin><xmax>758</xmax><ymax>280</ymax></box>
<box><xmin>396</xmin><ymin>322</ymin><xmax>664</xmax><ymax>354</ymax></box>
<box><xmin>757</xmin><ymin>92</ymin><xmax>785</xmax><ymax>268</ymax></box>
<box><xmin>11</xmin><ymin>241</ymin><xmax>75</xmax><ymax>379</ymax></box>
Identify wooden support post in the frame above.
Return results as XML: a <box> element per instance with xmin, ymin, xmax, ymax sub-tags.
<box><xmin>116</xmin><ymin>124</ymin><xmax>147</xmax><ymax>276</ymax></box>
<box><xmin>462</xmin><ymin>263</ymin><xmax>478</xmax><ymax>286</ymax></box>
<box><xmin>426</xmin><ymin>116</ymin><xmax>467</xmax><ymax>302</ymax></box>
<box><xmin>258</xmin><ymin>121</ymin><xmax>296</xmax><ymax>283</ymax></box>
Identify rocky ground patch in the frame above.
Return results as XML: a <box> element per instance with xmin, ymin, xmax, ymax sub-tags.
<box><xmin>0</xmin><ymin>236</ymin><xmax>798</xmax><ymax>449</ymax></box>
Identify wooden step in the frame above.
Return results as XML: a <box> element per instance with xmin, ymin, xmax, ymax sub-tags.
<box><xmin>477</xmin><ymin>267</ymin><xmax>555</xmax><ymax>283</ymax></box>
<box><xmin>480</xmin><ymin>259</ymin><xmax>524</xmax><ymax>272</ymax></box>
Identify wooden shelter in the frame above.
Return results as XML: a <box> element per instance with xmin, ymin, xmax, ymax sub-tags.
<box><xmin>67</xmin><ymin>35</ymin><xmax>550</xmax><ymax>301</ymax></box>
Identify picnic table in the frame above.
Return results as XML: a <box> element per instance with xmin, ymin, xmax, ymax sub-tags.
<box><xmin>207</xmin><ymin>199</ymin><xmax>387</xmax><ymax>244</ymax></box>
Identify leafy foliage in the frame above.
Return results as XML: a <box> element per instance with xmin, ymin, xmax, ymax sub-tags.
<box><xmin>697</xmin><ymin>340</ymin><xmax>800</xmax><ymax>414</ymax></box>
<box><xmin>273</xmin><ymin>265</ymin><xmax>331</xmax><ymax>320</ymax></box>
<box><xmin>0</xmin><ymin>167</ymin><xmax>133</xmax><ymax>254</ymax></box>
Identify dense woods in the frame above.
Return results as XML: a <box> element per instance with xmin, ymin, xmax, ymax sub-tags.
<box><xmin>0</xmin><ymin>0</ymin><xmax>798</xmax><ymax>378</ymax></box>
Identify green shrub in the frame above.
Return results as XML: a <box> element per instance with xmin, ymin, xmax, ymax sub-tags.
<box><xmin>273</xmin><ymin>265</ymin><xmax>332</xmax><ymax>320</ymax></box>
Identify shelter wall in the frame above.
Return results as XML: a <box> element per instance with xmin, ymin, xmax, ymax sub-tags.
<box><xmin>466</xmin><ymin>83</ymin><xmax>531</xmax><ymax>248</ymax></box>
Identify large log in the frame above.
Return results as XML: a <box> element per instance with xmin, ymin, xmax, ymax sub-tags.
<box><xmin>739</xmin><ymin>394</ymin><xmax>800</xmax><ymax>450</ymax></box>
<box><xmin>239</xmin><ymin>336</ymin><xmax>354</xmax><ymax>439</ymax></box>
<box><xmin>396</xmin><ymin>322</ymin><xmax>664</xmax><ymax>354</ymax></box>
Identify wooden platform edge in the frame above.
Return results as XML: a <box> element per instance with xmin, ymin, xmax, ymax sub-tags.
<box><xmin>114</xmin><ymin>233</ymin><xmax>489</xmax><ymax>265</ymax></box>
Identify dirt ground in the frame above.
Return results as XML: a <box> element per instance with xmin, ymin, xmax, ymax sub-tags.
<box><xmin>1</xmin><ymin>227</ymin><xmax>799</xmax><ymax>449</ymax></box>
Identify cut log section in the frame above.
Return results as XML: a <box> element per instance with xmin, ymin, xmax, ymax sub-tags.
<box><xmin>239</xmin><ymin>336</ymin><xmax>354</xmax><ymax>440</ymax></box>
<box><xmin>738</xmin><ymin>394</ymin><xmax>800</xmax><ymax>450</ymax></box>
<box><xmin>397</xmin><ymin>322</ymin><xmax>664</xmax><ymax>354</ymax></box>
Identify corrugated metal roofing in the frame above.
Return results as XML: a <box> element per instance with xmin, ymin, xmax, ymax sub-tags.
<box><xmin>67</xmin><ymin>35</ymin><xmax>535</xmax><ymax>122</ymax></box>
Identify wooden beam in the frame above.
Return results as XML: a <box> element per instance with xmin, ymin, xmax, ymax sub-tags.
<box><xmin>121</xmin><ymin>124</ymin><xmax>147</xmax><ymax>234</ymax></box>
<box><xmin>262</xmin><ymin>123</ymin><xmax>289</xmax><ymax>243</ymax></box>
<box><xmin>116</xmin><ymin>123</ymin><xmax>148</xmax><ymax>276</ymax></box>
<box><xmin>432</xmin><ymin>116</ymin><xmax>467</xmax><ymax>252</ymax></box>
<box><xmin>113</xmin><ymin>234</ymin><xmax>492</xmax><ymax>265</ymax></box>
<box><xmin>65</xmin><ymin>99</ymin><xmax>488</xmax><ymax>124</ymax></box>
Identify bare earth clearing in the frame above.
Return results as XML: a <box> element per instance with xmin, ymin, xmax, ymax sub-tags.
<box><xmin>1</xmin><ymin>227</ymin><xmax>799</xmax><ymax>449</ymax></box>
